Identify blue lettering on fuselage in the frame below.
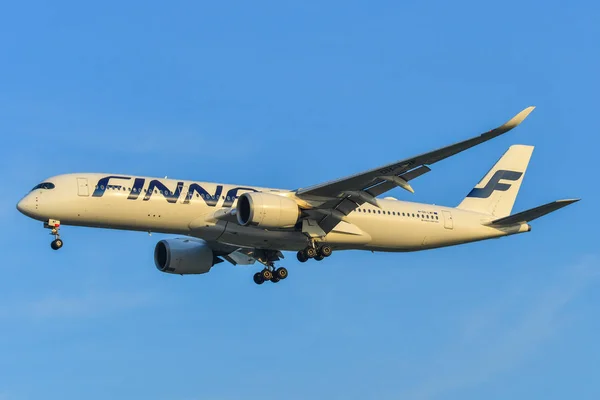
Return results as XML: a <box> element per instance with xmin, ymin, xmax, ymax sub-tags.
<box><xmin>92</xmin><ymin>176</ymin><xmax>259</xmax><ymax>207</ymax></box>
<box><xmin>143</xmin><ymin>180</ymin><xmax>184</xmax><ymax>203</ymax></box>
<box><xmin>92</xmin><ymin>176</ymin><xmax>132</xmax><ymax>197</ymax></box>
<box><xmin>183</xmin><ymin>184</ymin><xmax>223</xmax><ymax>206</ymax></box>
<box><xmin>128</xmin><ymin>178</ymin><xmax>145</xmax><ymax>200</ymax></box>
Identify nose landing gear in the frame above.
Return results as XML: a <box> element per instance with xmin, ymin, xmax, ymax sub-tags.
<box><xmin>45</xmin><ymin>219</ymin><xmax>63</xmax><ymax>250</ymax></box>
<box><xmin>51</xmin><ymin>238</ymin><xmax>63</xmax><ymax>250</ymax></box>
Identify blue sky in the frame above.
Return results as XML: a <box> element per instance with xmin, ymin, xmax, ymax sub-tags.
<box><xmin>1</xmin><ymin>0</ymin><xmax>598</xmax><ymax>399</ymax></box>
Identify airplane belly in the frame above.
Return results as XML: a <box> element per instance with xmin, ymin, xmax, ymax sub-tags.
<box><xmin>189</xmin><ymin>217</ymin><xmax>227</xmax><ymax>241</ymax></box>
<box><xmin>218</xmin><ymin>224</ymin><xmax>308</xmax><ymax>251</ymax></box>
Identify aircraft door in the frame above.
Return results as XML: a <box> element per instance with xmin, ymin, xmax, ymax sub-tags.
<box><xmin>77</xmin><ymin>178</ymin><xmax>90</xmax><ymax>196</ymax></box>
<box><xmin>442</xmin><ymin>210</ymin><xmax>454</xmax><ymax>229</ymax></box>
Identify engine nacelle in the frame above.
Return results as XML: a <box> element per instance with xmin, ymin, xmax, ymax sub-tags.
<box><xmin>154</xmin><ymin>238</ymin><xmax>215</xmax><ymax>275</ymax></box>
<box><xmin>236</xmin><ymin>192</ymin><xmax>300</xmax><ymax>228</ymax></box>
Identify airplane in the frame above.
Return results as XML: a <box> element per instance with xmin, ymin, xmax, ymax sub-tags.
<box><xmin>16</xmin><ymin>106</ymin><xmax>579</xmax><ymax>285</ymax></box>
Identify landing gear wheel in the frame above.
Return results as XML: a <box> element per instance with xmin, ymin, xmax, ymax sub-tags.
<box><xmin>306</xmin><ymin>247</ymin><xmax>317</xmax><ymax>258</ymax></box>
<box><xmin>319</xmin><ymin>245</ymin><xmax>332</xmax><ymax>257</ymax></box>
<box><xmin>314</xmin><ymin>254</ymin><xmax>324</xmax><ymax>261</ymax></box>
<box><xmin>270</xmin><ymin>277</ymin><xmax>280</xmax><ymax>283</ymax></box>
<box><xmin>253</xmin><ymin>272</ymin><xmax>265</xmax><ymax>285</ymax></box>
<box><xmin>297</xmin><ymin>251</ymin><xmax>308</xmax><ymax>263</ymax></box>
<box><xmin>261</xmin><ymin>269</ymin><xmax>273</xmax><ymax>281</ymax></box>
<box><xmin>46</xmin><ymin>220</ymin><xmax>63</xmax><ymax>251</ymax></box>
<box><xmin>51</xmin><ymin>239</ymin><xmax>63</xmax><ymax>250</ymax></box>
<box><xmin>275</xmin><ymin>267</ymin><xmax>288</xmax><ymax>280</ymax></box>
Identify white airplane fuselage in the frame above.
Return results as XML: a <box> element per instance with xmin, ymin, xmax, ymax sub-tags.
<box><xmin>17</xmin><ymin>173</ymin><xmax>530</xmax><ymax>252</ymax></box>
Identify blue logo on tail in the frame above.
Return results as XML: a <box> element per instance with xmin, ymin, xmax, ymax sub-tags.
<box><xmin>467</xmin><ymin>170</ymin><xmax>523</xmax><ymax>199</ymax></box>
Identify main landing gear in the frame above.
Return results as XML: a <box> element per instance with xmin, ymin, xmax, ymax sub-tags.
<box><xmin>45</xmin><ymin>219</ymin><xmax>63</xmax><ymax>250</ymax></box>
<box><xmin>252</xmin><ymin>249</ymin><xmax>288</xmax><ymax>285</ymax></box>
<box><xmin>296</xmin><ymin>244</ymin><xmax>332</xmax><ymax>263</ymax></box>
<box><xmin>253</xmin><ymin>267</ymin><xmax>288</xmax><ymax>285</ymax></box>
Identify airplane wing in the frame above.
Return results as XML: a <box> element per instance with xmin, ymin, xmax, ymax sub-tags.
<box><xmin>295</xmin><ymin>106</ymin><xmax>535</xmax><ymax>232</ymax></box>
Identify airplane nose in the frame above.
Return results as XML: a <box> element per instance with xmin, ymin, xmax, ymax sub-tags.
<box><xmin>17</xmin><ymin>196</ymin><xmax>35</xmax><ymax>217</ymax></box>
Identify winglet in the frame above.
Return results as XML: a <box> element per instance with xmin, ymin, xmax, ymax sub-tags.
<box><xmin>500</xmin><ymin>106</ymin><xmax>535</xmax><ymax>131</ymax></box>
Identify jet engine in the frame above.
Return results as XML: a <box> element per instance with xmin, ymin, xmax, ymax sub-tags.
<box><xmin>236</xmin><ymin>192</ymin><xmax>300</xmax><ymax>228</ymax></box>
<box><xmin>154</xmin><ymin>238</ymin><xmax>215</xmax><ymax>274</ymax></box>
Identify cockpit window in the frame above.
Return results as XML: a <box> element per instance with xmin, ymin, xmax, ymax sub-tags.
<box><xmin>31</xmin><ymin>182</ymin><xmax>55</xmax><ymax>191</ymax></box>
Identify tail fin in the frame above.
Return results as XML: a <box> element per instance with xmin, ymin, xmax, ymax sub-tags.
<box><xmin>457</xmin><ymin>145</ymin><xmax>534</xmax><ymax>217</ymax></box>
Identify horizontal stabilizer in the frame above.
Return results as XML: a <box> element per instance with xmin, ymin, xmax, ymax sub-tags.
<box><xmin>489</xmin><ymin>199</ymin><xmax>580</xmax><ymax>226</ymax></box>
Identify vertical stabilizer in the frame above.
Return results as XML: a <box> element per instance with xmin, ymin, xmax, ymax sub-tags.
<box><xmin>457</xmin><ymin>145</ymin><xmax>534</xmax><ymax>217</ymax></box>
